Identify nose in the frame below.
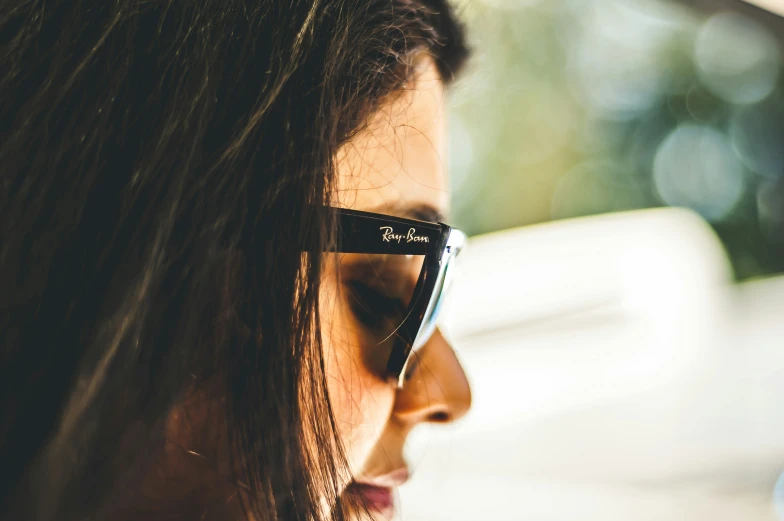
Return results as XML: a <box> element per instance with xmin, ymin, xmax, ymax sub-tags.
<box><xmin>392</xmin><ymin>328</ymin><xmax>471</xmax><ymax>425</ymax></box>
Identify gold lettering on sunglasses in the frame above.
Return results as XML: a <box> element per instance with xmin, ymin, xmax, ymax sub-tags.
<box><xmin>380</xmin><ymin>226</ymin><xmax>430</xmax><ymax>244</ymax></box>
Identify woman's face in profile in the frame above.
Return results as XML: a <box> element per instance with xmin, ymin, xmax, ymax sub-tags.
<box><xmin>320</xmin><ymin>57</ymin><xmax>472</xmax><ymax>519</ymax></box>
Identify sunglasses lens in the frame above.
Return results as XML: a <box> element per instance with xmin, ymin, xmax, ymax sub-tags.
<box><xmin>412</xmin><ymin>248</ymin><xmax>457</xmax><ymax>351</ymax></box>
<box><xmin>325</xmin><ymin>252</ymin><xmax>427</xmax><ymax>377</ymax></box>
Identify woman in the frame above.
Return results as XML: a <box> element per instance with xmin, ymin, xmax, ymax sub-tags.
<box><xmin>0</xmin><ymin>1</ymin><xmax>471</xmax><ymax>520</ymax></box>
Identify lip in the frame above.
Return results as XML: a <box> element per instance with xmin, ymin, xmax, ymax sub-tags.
<box><xmin>349</xmin><ymin>468</ymin><xmax>409</xmax><ymax>517</ymax></box>
<box><xmin>355</xmin><ymin>468</ymin><xmax>410</xmax><ymax>488</ymax></box>
<box><xmin>352</xmin><ymin>483</ymin><xmax>394</xmax><ymax>517</ymax></box>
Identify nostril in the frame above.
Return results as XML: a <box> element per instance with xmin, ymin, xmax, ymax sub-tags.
<box><xmin>428</xmin><ymin>411</ymin><xmax>451</xmax><ymax>423</ymax></box>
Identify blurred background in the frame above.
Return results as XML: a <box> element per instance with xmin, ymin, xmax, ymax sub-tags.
<box><xmin>447</xmin><ymin>0</ymin><xmax>784</xmax><ymax>280</ymax></box>
<box><xmin>397</xmin><ymin>0</ymin><xmax>784</xmax><ymax>520</ymax></box>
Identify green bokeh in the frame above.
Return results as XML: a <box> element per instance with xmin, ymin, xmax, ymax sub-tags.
<box><xmin>449</xmin><ymin>0</ymin><xmax>784</xmax><ymax>280</ymax></box>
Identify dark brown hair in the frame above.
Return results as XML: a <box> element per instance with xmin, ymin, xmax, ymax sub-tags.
<box><xmin>0</xmin><ymin>1</ymin><xmax>468</xmax><ymax>520</ymax></box>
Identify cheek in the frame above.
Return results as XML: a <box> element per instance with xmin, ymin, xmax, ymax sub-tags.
<box><xmin>319</xmin><ymin>277</ymin><xmax>396</xmax><ymax>472</ymax></box>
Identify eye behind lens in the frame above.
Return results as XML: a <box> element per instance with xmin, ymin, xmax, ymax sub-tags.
<box><xmin>345</xmin><ymin>280</ymin><xmax>405</xmax><ymax>330</ymax></box>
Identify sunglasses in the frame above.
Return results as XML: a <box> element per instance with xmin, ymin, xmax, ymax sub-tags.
<box><xmin>325</xmin><ymin>207</ymin><xmax>465</xmax><ymax>388</ymax></box>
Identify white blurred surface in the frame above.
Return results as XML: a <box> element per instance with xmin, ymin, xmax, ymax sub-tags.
<box><xmin>397</xmin><ymin>209</ymin><xmax>784</xmax><ymax>521</ymax></box>
<box><xmin>742</xmin><ymin>0</ymin><xmax>784</xmax><ymax>18</ymax></box>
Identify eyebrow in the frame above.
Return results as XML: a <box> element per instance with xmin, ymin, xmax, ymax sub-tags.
<box><xmin>368</xmin><ymin>202</ymin><xmax>447</xmax><ymax>224</ymax></box>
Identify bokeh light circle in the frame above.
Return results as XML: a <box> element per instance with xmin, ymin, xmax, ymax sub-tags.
<box><xmin>730</xmin><ymin>101</ymin><xmax>784</xmax><ymax>180</ymax></box>
<box><xmin>569</xmin><ymin>42</ymin><xmax>663</xmax><ymax>120</ymax></box>
<box><xmin>758</xmin><ymin>180</ymin><xmax>784</xmax><ymax>228</ymax></box>
<box><xmin>694</xmin><ymin>12</ymin><xmax>780</xmax><ymax>104</ymax></box>
<box><xmin>653</xmin><ymin>124</ymin><xmax>745</xmax><ymax>221</ymax></box>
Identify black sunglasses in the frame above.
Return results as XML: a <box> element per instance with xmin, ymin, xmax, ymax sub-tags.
<box><xmin>325</xmin><ymin>207</ymin><xmax>466</xmax><ymax>388</ymax></box>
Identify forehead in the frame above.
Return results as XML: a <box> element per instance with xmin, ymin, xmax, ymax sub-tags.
<box><xmin>334</xmin><ymin>58</ymin><xmax>448</xmax><ymax>221</ymax></box>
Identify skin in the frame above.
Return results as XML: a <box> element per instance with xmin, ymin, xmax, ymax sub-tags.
<box><xmin>323</xmin><ymin>56</ymin><xmax>472</xmax><ymax>516</ymax></box>
<box><xmin>139</xmin><ymin>56</ymin><xmax>469</xmax><ymax>521</ymax></box>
